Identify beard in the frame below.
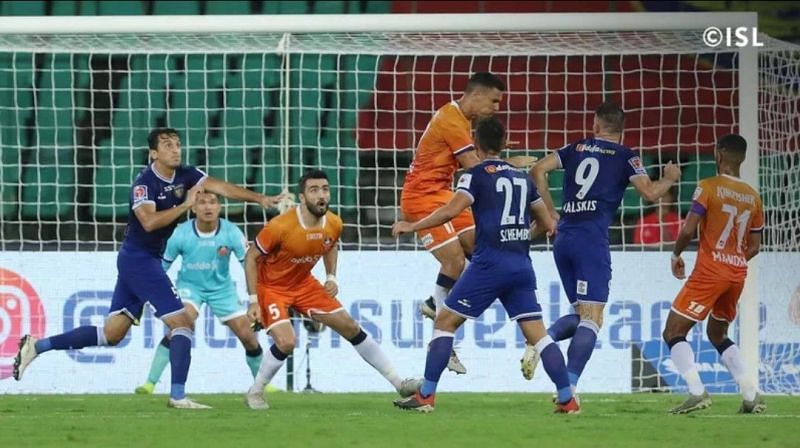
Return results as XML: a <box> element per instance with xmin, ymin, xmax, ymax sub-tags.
<box><xmin>305</xmin><ymin>200</ymin><xmax>328</xmax><ymax>217</ymax></box>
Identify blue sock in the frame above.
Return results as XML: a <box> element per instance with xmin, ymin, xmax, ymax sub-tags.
<box><xmin>169</xmin><ymin>327</ymin><xmax>193</xmax><ymax>400</ymax></box>
<box><xmin>35</xmin><ymin>326</ymin><xmax>101</xmax><ymax>354</ymax></box>
<box><xmin>566</xmin><ymin>320</ymin><xmax>600</xmax><ymax>389</ymax></box>
<box><xmin>547</xmin><ymin>314</ymin><xmax>580</xmax><ymax>342</ymax></box>
<box><xmin>536</xmin><ymin>335</ymin><xmax>573</xmax><ymax>404</ymax></box>
<box><xmin>421</xmin><ymin>331</ymin><xmax>455</xmax><ymax>397</ymax></box>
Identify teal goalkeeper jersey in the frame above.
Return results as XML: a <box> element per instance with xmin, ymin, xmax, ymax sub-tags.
<box><xmin>162</xmin><ymin>218</ymin><xmax>248</xmax><ymax>293</ymax></box>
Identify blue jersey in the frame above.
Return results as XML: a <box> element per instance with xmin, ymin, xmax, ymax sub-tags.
<box><xmin>556</xmin><ymin>138</ymin><xmax>647</xmax><ymax>237</ymax></box>
<box><xmin>123</xmin><ymin>163</ymin><xmax>206</xmax><ymax>257</ymax></box>
<box><xmin>162</xmin><ymin>218</ymin><xmax>248</xmax><ymax>293</ymax></box>
<box><xmin>456</xmin><ymin>159</ymin><xmax>540</xmax><ymax>267</ymax></box>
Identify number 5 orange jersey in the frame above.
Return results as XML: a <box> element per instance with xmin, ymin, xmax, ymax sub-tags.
<box><xmin>254</xmin><ymin>207</ymin><xmax>343</xmax><ymax>289</ymax></box>
<box><xmin>689</xmin><ymin>174</ymin><xmax>764</xmax><ymax>281</ymax></box>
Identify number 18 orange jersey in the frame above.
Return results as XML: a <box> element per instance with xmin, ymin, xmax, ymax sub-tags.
<box><xmin>401</xmin><ymin>101</ymin><xmax>473</xmax><ymax>198</ymax></box>
<box><xmin>689</xmin><ymin>174</ymin><xmax>764</xmax><ymax>282</ymax></box>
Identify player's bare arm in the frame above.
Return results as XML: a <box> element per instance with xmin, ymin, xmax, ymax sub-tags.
<box><xmin>745</xmin><ymin>231</ymin><xmax>762</xmax><ymax>261</ymax></box>
<box><xmin>202</xmin><ymin>176</ymin><xmax>285</xmax><ymax>209</ymax></box>
<box><xmin>455</xmin><ymin>150</ymin><xmax>482</xmax><ymax>170</ymax></box>
<box><xmin>392</xmin><ymin>191</ymin><xmax>472</xmax><ymax>236</ymax></box>
<box><xmin>530</xmin><ymin>153</ymin><xmax>561</xmax><ymax>220</ymax></box>
<box><xmin>323</xmin><ymin>243</ymin><xmax>339</xmax><ymax>297</ymax></box>
<box><xmin>670</xmin><ymin>211</ymin><xmax>702</xmax><ymax>279</ymax></box>
<box><xmin>244</xmin><ymin>245</ymin><xmax>262</xmax><ymax>323</ymax></box>
<box><xmin>134</xmin><ymin>183</ymin><xmax>202</xmax><ymax>232</ymax></box>
<box><xmin>529</xmin><ymin>200</ymin><xmax>558</xmax><ymax>239</ymax></box>
<box><xmin>631</xmin><ymin>161</ymin><xmax>681</xmax><ymax>202</ymax></box>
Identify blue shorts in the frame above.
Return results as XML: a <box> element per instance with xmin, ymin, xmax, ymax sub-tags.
<box><xmin>444</xmin><ymin>262</ymin><xmax>542</xmax><ymax>321</ymax></box>
<box><xmin>553</xmin><ymin>232</ymin><xmax>611</xmax><ymax>304</ymax></box>
<box><xmin>109</xmin><ymin>247</ymin><xmax>183</xmax><ymax>322</ymax></box>
<box><xmin>176</xmin><ymin>284</ymin><xmax>245</xmax><ymax>323</ymax></box>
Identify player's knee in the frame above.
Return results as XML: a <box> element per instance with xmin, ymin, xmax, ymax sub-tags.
<box><xmin>272</xmin><ymin>335</ymin><xmax>296</xmax><ymax>354</ymax></box>
<box><xmin>706</xmin><ymin>324</ymin><xmax>728</xmax><ymax>347</ymax></box>
<box><xmin>578</xmin><ymin>306</ymin><xmax>604</xmax><ymax>329</ymax></box>
<box><xmin>103</xmin><ymin>326</ymin><xmax>126</xmax><ymax>346</ymax></box>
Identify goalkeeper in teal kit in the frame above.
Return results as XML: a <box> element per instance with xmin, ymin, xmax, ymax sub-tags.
<box><xmin>135</xmin><ymin>191</ymin><xmax>267</xmax><ymax>394</ymax></box>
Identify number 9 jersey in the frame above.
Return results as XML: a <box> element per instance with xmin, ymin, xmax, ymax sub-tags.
<box><xmin>555</xmin><ymin>138</ymin><xmax>648</xmax><ymax>238</ymax></box>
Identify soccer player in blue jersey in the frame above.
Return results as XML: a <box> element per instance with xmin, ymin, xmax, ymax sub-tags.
<box><xmin>134</xmin><ymin>191</ymin><xmax>266</xmax><ymax>395</ymax></box>
<box><xmin>13</xmin><ymin>128</ymin><xmax>283</xmax><ymax>409</ymax></box>
<box><xmin>391</xmin><ymin>116</ymin><xmax>579</xmax><ymax>414</ymax></box>
<box><xmin>523</xmin><ymin>102</ymin><xmax>681</xmax><ymax>399</ymax></box>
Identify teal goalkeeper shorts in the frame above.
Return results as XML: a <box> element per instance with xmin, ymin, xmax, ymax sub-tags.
<box><xmin>176</xmin><ymin>284</ymin><xmax>246</xmax><ymax>323</ymax></box>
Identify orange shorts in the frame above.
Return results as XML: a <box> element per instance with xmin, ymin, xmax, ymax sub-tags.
<box><xmin>671</xmin><ymin>275</ymin><xmax>745</xmax><ymax>323</ymax></box>
<box><xmin>401</xmin><ymin>190</ymin><xmax>475</xmax><ymax>251</ymax></box>
<box><xmin>257</xmin><ymin>277</ymin><xmax>344</xmax><ymax>332</ymax></box>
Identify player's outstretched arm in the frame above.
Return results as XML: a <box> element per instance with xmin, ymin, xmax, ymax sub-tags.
<box><xmin>631</xmin><ymin>161</ymin><xmax>681</xmax><ymax>202</ymax></box>
<box><xmin>202</xmin><ymin>176</ymin><xmax>286</xmax><ymax>209</ymax></box>
<box><xmin>134</xmin><ymin>183</ymin><xmax>201</xmax><ymax>232</ymax></box>
<box><xmin>244</xmin><ymin>245</ymin><xmax>262</xmax><ymax>322</ymax></box>
<box><xmin>670</xmin><ymin>211</ymin><xmax>702</xmax><ymax>279</ymax></box>
<box><xmin>392</xmin><ymin>191</ymin><xmax>472</xmax><ymax>236</ymax></box>
<box><xmin>529</xmin><ymin>153</ymin><xmax>560</xmax><ymax>220</ymax></box>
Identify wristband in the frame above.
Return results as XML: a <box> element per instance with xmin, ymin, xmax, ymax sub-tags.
<box><xmin>248</xmin><ymin>294</ymin><xmax>258</xmax><ymax>304</ymax></box>
<box><xmin>326</xmin><ymin>274</ymin><xmax>337</xmax><ymax>283</ymax></box>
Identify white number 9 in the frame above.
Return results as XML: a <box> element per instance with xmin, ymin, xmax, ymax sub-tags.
<box><xmin>575</xmin><ymin>158</ymin><xmax>600</xmax><ymax>200</ymax></box>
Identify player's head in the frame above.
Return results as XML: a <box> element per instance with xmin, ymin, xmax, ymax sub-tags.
<box><xmin>192</xmin><ymin>191</ymin><xmax>221</xmax><ymax>224</ymax></box>
<box><xmin>147</xmin><ymin>128</ymin><xmax>182</xmax><ymax>169</ymax></box>
<box><xmin>593</xmin><ymin>101</ymin><xmax>625</xmax><ymax>137</ymax></box>
<box><xmin>298</xmin><ymin>169</ymin><xmax>330</xmax><ymax>218</ymax></box>
<box><xmin>474</xmin><ymin>116</ymin><xmax>505</xmax><ymax>157</ymax></box>
<box><xmin>463</xmin><ymin>72</ymin><xmax>505</xmax><ymax>119</ymax></box>
<box><xmin>714</xmin><ymin>134</ymin><xmax>747</xmax><ymax>169</ymax></box>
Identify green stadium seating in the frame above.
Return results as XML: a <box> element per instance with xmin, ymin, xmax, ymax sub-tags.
<box><xmin>314</xmin><ymin>1</ymin><xmax>346</xmax><ymax>14</ymax></box>
<box><xmin>205</xmin><ymin>0</ymin><xmax>251</xmax><ymax>14</ymax></box>
<box><xmin>51</xmin><ymin>0</ymin><xmax>78</xmax><ymax>15</ymax></box>
<box><xmin>20</xmin><ymin>146</ymin><xmax>75</xmax><ymax>220</ymax></box>
<box><xmin>153</xmin><ymin>0</ymin><xmax>200</xmax><ymax>15</ymax></box>
<box><xmin>99</xmin><ymin>0</ymin><xmax>145</xmax><ymax>15</ymax></box>
<box><xmin>1</xmin><ymin>1</ymin><xmax>45</xmax><ymax>15</ymax></box>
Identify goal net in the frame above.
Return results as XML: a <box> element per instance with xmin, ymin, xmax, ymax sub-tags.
<box><xmin>0</xmin><ymin>16</ymin><xmax>798</xmax><ymax>394</ymax></box>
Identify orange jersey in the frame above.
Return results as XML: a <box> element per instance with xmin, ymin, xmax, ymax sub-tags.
<box><xmin>254</xmin><ymin>206</ymin><xmax>343</xmax><ymax>289</ymax></box>
<box><xmin>402</xmin><ymin>101</ymin><xmax>473</xmax><ymax>197</ymax></box>
<box><xmin>689</xmin><ymin>174</ymin><xmax>764</xmax><ymax>281</ymax></box>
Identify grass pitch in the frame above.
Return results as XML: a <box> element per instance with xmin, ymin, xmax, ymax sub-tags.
<box><xmin>0</xmin><ymin>393</ymin><xmax>796</xmax><ymax>447</ymax></box>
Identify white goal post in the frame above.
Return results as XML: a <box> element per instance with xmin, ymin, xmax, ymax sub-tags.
<box><xmin>1</xmin><ymin>12</ymin><xmax>797</xmax><ymax>394</ymax></box>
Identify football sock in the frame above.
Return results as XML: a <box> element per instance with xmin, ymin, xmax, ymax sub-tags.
<box><xmin>245</xmin><ymin>345</ymin><xmax>264</xmax><ymax>378</ymax></box>
<box><xmin>547</xmin><ymin>313</ymin><xmax>580</xmax><ymax>341</ymax></box>
<box><xmin>536</xmin><ymin>335</ymin><xmax>572</xmax><ymax>404</ymax></box>
<box><xmin>35</xmin><ymin>326</ymin><xmax>103</xmax><ymax>354</ymax></box>
<box><xmin>718</xmin><ymin>341</ymin><xmax>757</xmax><ymax>401</ymax></box>
<box><xmin>433</xmin><ymin>274</ymin><xmax>456</xmax><ymax>314</ymax></box>
<box><xmin>146</xmin><ymin>336</ymin><xmax>171</xmax><ymax>385</ymax></box>
<box><xmin>251</xmin><ymin>344</ymin><xmax>288</xmax><ymax>392</ymax></box>
<box><xmin>421</xmin><ymin>330</ymin><xmax>455</xmax><ymax>397</ymax></box>
<box><xmin>566</xmin><ymin>320</ymin><xmax>600</xmax><ymax>389</ymax></box>
<box><xmin>169</xmin><ymin>327</ymin><xmax>193</xmax><ymax>400</ymax></box>
<box><xmin>349</xmin><ymin>329</ymin><xmax>402</xmax><ymax>390</ymax></box>
<box><xmin>667</xmin><ymin>337</ymin><xmax>705</xmax><ymax>396</ymax></box>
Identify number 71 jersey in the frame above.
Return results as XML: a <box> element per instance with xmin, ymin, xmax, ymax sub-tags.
<box><xmin>556</xmin><ymin>138</ymin><xmax>648</xmax><ymax>235</ymax></box>
<box><xmin>690</xmin><ymin>175</ymin><xmax>764</xmax><ymax>281</ymax></box>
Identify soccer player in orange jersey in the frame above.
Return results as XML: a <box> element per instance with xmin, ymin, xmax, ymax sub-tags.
<box><xmin>242</xmin><ymin>170</ymin><xmax>420</xmax><ymax>409</ymax></box>
<box><xmin>663</xmin><ymin>134</ymin><xmax>766</xmax><ymax>415</ymax></box>
<box><xmin>400</xmin><ymin>72</ymin><xmax>506</xmax><ymax>374</ymax></box>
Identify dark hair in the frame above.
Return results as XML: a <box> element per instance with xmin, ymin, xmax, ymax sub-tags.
<box><xmin>595</xmin><ymin>101</ymin><xmax>625</xmax><ymax>134</ymax></box>
<box><xmin>147</xmin><ymin>128</ymin><xmax>180</xmax><ymax>150</ymax></box>
<box><xmin>465</xmin><ymin>72</ymin><xmax>506</xmax><ymax>93</ymax></box>
<box><xmin>474</xmin><ymin>116</ymin><xmax>505</xmax><ymax>154</ymax></box>
<box><xmin>716</xmin><ymin>134</ymin><xmax>747</xmax><ymax>162</ymax></box>
<box><xmin>298</xmin><ymin>169</ymin><xmax>329</xmax><ymax>194</ymax></box>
